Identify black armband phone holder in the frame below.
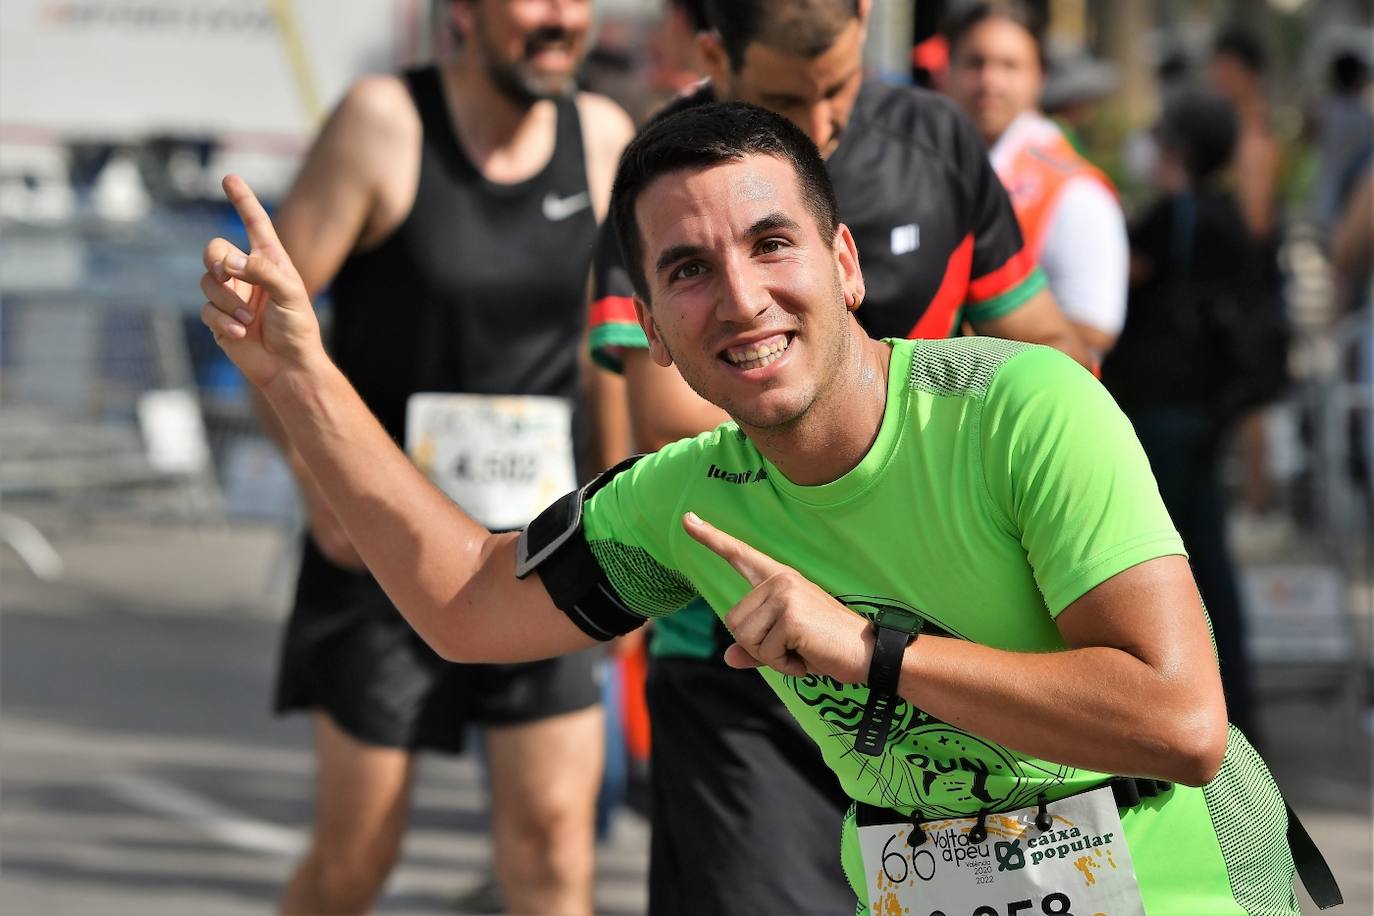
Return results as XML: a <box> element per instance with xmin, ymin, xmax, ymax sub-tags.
<box><xmin>515</xmin><ymin>455</ymin><xmax>647</xmax><ymax>641</ymax></box>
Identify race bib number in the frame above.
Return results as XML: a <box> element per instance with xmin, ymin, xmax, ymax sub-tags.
<box><xmin>858</xmin><ymin>786</ymin><xmax>1143</xmax><ymax>916</ymax></box>
<box><xmin>406</xmin><ymin>393</ymin><xmax>576</xmax><ymax>531</ymax></box>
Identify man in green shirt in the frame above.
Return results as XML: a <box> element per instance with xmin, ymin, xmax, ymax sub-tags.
<box><xmin>199</xmin><ymin>102</ymin><xmax>1328</xmax><ymax>914</ymax></box>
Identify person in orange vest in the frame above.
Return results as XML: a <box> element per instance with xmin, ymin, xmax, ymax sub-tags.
<box><xmin>943</xmin><ymin>2</ymin><xmax>1128</xmax><ymax>359</ymax></box>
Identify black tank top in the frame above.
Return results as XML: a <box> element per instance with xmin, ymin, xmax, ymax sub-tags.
<box><xmin>297</xmin><ymin>67</ymin><xmax>597</xmax><ymax>600</ymax></box>
<box><xmin>328</xmin><ymin>67</ymin><xmax>597</xmax><ymax>442</ymax></box>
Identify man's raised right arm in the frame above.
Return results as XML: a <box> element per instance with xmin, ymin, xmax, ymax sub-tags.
<box><xmin>202</xmin><ymin>175</ymin><xmax>600</xmax><ymax>664</ymax></box>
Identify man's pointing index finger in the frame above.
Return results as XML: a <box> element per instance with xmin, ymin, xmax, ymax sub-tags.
<box><xmin>682</xmin><ymin>512</ymin><xmax>784</xmax><ymax>588</ymax></box>
<box><xmin>222</xmin><ymin>174</ymin><xmax>281</xmax><ymax>252</ymax></box>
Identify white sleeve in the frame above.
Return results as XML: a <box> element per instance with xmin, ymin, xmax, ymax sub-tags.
<box><xmin>1037</xmin><ymin>178</ymin><xmax>1129</xmax><ymax>337</ymax></box>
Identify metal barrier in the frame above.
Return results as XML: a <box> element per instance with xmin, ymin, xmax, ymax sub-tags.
<box><xmin>0</xmin><ymin>213</ymin><xmax>296</xmax><ymax>579</ymax></box>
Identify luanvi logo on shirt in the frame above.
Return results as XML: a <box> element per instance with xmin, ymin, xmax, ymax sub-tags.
<box><xmin>705</xmin><ymin>464</ymin><xmax>768</xmax><ymax>484</ymax></box>
<box><xmin>542</xmin><ymin>191</ymin><xmax>591</xmax><ymax>221</ymax></box>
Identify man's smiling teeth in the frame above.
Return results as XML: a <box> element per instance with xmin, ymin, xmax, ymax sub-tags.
<box><xmin>724</xmin><ymin>335</ymin><xmax>790</xmax><ymax>370</ymax></box>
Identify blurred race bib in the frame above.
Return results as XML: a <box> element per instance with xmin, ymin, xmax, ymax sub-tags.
<box><xmin>406</xmin><ymin>393</ymin><xmax>575</xmax><ymax>531</ymax></box>
<box><xmin>858</xmin><ymin>786</ymin><xmax>1143</xmax><ymax>916</ymax></box>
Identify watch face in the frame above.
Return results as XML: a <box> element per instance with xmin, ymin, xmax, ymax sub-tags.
<box><xmin>839</xmin><ymin>594</ymin><xmax>926</xmax><ymax>636</ymax></box>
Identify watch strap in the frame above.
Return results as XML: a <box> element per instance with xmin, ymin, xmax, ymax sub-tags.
<box><xmin>854</xmin><ymin>607</ymin><xmax>922</xmax><ymax>756</ymax></box>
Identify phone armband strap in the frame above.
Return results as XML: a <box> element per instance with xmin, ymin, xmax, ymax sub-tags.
<box><xmin>515</xmin><ymin>455</ymin><xmax>647</xmax><ymax>641</ymax></box>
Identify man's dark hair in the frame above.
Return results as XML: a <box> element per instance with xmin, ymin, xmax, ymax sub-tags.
<box><xmin>609</xmin><ymin>101</ymin><xmax>840</xmax><ymax>303</ymax></box>
<box><xmin>671</xmin><ymin>0</ymin><xmax>710</xmax><ymax>33</ymax></box>
<box><xmin>1212</xmin><ymin>25</ymin><xmax>1268</xmax><ymax>75</ymax></box>
<box><xmin>1156</xmin><ymin>88</ymin><xmax>1239</xmax><ymax>184</ymax></box>
<box><xmin>942</xmin><ymin>1</ymin><xmax>1048</xmax><ymax>73</ymax></box>
<box><xmin>703</xmin><ymin>0</ymin><xmax>860</xmax><ymax>71</ymax></box>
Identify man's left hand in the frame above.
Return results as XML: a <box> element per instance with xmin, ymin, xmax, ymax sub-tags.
<box><xmin>683</xmin><ymin>512</ymin><xmax>872</xmax><ymax>682</ymax></box>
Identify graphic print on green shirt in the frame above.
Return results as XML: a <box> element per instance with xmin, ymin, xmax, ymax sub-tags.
<box><xmin>579</xmin><ymin>337</ymin><xmax>1298</xmax><ymax>913</ymax></box>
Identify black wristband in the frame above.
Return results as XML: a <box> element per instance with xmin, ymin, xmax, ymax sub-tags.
<box><xmin>854</xmin><ymin>606</ymin><xmax>922</xmax><ymax>757</ymax></box>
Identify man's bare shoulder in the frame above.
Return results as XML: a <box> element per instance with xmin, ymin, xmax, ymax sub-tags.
<box><xmin>575</xmin><ymin>92</ymin><xmax>635</xmax><ymax>220</ymax></box>
<box><xmin>278</xmin><ymin>73</ymin><xmax>423</xmax><ymax>263</ymax></box>
<box><xmin>331</xmin><ymin>74</ymin><xmax>422</xmax><ymax>150</ymax></box>
<box><xmin>575</xmin><ymin>92</ymin><xmax>635</xmax><ymax>157</ymax></box>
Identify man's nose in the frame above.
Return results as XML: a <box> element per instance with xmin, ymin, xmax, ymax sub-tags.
<box><xmin>716</xmin><ymin>259</ymin><xmax>770</xmax><ymax>323</ymax></box>
<box><xmin>541</xmin><ymin>0</ymin><xmax>583</xmax><ymax>28</ymax></box>
<box><xmin>805</xmin><ymin>100</ymin><xmax>840</xmax><ymax>153</ymax></box>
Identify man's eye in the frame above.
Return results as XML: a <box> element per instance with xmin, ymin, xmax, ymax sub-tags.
<box><xmin>757</xmin><ymin>238</ymin><xmax>787</xmax><ymax>254</ymax></box>
<box><xmin>670</xmin><ymin>262</ymin><xmax>705</xmax><ymax>282</ymax></box>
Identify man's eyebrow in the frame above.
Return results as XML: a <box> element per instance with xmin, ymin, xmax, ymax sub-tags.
<box><xmin>655</xmin><ymin>244</ymin><xmax>705</xmax><ymax>276</ymax></box>
<box><xmin>653</xmin><ymin>214</ymin><xmax>803</xmax><ymax>276</ymax></box>
<box><xmin>746</xmin><ymin>213</ymin><xmax>803</xmax><ymax>237</ymax></box>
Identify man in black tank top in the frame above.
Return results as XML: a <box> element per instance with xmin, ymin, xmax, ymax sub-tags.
<box><xmin>255</xmin><ymin>2</ymin><xmax>634</xmax><ymax>912</ymax></box>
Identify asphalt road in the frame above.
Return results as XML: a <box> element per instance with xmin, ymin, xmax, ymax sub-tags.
<box><xmin>0</xmin><ymin>516</ymin><xmax>649</xmax><ymax>915</ymax></box>
<box><xmin>1</xmin><ymin>512</ymin><xmax>1369</xmax><ymax>914</ymax></box>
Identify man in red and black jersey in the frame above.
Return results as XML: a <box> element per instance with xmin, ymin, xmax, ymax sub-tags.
<box><xmin>585</xmin><ymin>1</ymin><xmax>1090</xmax><ymax>913</ymax></box>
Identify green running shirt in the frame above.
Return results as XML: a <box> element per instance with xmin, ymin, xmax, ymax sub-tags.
<box><xmin>580</xmin><ymin>337</ymin><xmax>1298</xmax><ymax>914</ymax></box>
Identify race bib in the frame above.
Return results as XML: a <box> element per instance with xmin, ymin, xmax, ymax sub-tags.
<box><xmin>405</xmin><ymin>393</ymin><xmax>576</xmax><ymax>531</ymax></box>
<box><xmin>858</xmin><ymin>786</ymin><xmax>1144</xmax><ymax>916</ymax></box>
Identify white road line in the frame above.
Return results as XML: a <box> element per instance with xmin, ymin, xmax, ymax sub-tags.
<box><xmin>101</xmin><ymin>772</ymin><xmax>304</xmax><ymax>858</ymax></box>
<box><xmin>98</xmin><ymin>772</ymin><xmax>438</xmax><ymax>899</ymax></box>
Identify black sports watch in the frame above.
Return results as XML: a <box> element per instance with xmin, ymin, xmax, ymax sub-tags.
<box><xmin>854</xmin><ymin>606</ymin><xmax>923</xmax><ymax>756</ymax></box>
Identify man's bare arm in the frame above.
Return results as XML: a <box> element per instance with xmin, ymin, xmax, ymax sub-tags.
<box><xmin>687</xmin><ymin>513</ymin><xmax>1227</xmax><ymax>787</ymax></box>
<box><xmin>895</xmin><ymin>555</ymin><xmax>1228</xmax><ymax>785</ymax></box>
<box><xmin>202</xmin><ymin>176</ymin><xmax>598</xmax><ymax>663</ymax></box>
<box><xmin>973</xmin><ymin>287</ymin><xmax>1094</xmax><ymax>370</ymax></box>
<box><xmin>623</xmin><ymin>348</ymin><xmax>731</xmax><ymax>451</ymax></box>
<box><xmin>1331</xmin><ymin>167</ymin><xmax>1374</xmax><ymax>279</ymax></box>
<box><xmin>1071</xmin><ymin>320</ymin><xmax>1118</xmax><ymax>358</ymax></box>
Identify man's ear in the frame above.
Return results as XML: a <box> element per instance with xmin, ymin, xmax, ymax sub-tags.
<box><xmin>835</xmin><ymin>223</ymin><xmax>865</xmax><ymax>311</ymax></box>
<box><xmin>634</xmin><ymin>298</ymin><xmax>675</xmax><ymax>367</ymax></box>
<box><xmin>695</xmin><ymin>31</ymin><xmax>731</xmax><ymax>90</ymax></box>
<box><xmin>856</xmin><ymin>0</ymin><xmax>873</xmax><ymax>29</ymax></box>
<box><xmin>449</xmin><ymin>0</ymin><xmax>474</xmax><ymax>41</ymax></box>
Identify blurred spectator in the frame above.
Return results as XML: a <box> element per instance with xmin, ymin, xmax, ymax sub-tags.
<box><xmin>1102</xmin><ymin>88</ymin><xmax>1281</xmax><ymax>744</ymax></box>
<box><xmin>1331</xmin><ymin>164</ymin><xmax>1374</xmax><ymax>283</ymax></box>
<box><xmin>580</xmin><ymin>18</ymin><xmax>660</xmax><ymax>125</ymax></box>
<box><xmin>1329</xmin><ymin>163</ymin><xmax>1374</xmax><ymax>490</ymax></box>
<box><xmin>1209</xmin><ymin>25</ymin><xmax>1282</xmax><ymax>241</ymax></box>
<box><xmin>943</xmin><ymin>2</ymin><xmax>1129</xmax><ymax>357</ymax></box>
<box><xmin>1209</xmin><ymin>26</ymin><xmax>1288</xmax><ymax>516</ymax></box>
<box><xmin>647</xmin><ymin>0</ymin><xmax>709</xmax><ymax>98</ymax></box>
<box><xmin>581</xmin><ymin>2</ymin><xmax>710</xmax><ymax>126</ymax></box>
<box><xmin>1040</xmin><ymin>45</ymin><xmax>1119</xmax><ymax>153</ymax></box>
<box><xmin>1314</xmin><ymin>50</ymin><xmax>1374</xmax><ymax>233</ymax></box>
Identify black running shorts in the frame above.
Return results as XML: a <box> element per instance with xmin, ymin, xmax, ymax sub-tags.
<box><xmin>645</xmin><ymin>656</ymin><xmax>855</xmax><ymax>916</ymax></box>
<box><xmin>274</xmin><ymin>538</ymin><xmax>602</xmax><ymax>753</ymax></box>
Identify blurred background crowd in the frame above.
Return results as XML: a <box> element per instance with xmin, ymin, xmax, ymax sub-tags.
<box><xmin>0</xmin><ymin>1</ymin><xmax>1370</xmax><ymax>913</ymax></box>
